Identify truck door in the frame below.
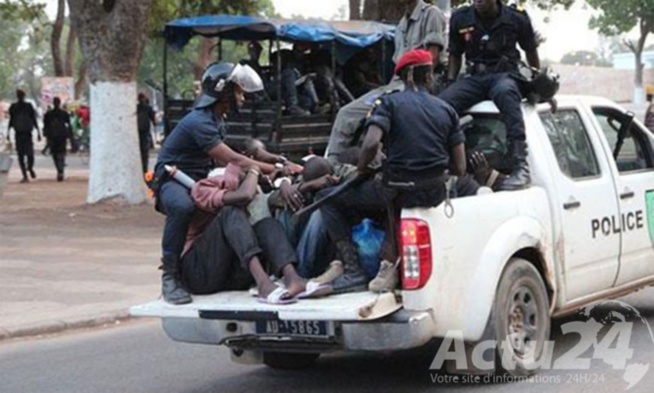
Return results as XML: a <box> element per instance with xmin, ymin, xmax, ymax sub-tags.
<box><xmin>590</xmin><ymin>106</ymin><xmax>654</xmax><ymax>285</ymax></box>
<box><xmin>540</xmin><ymin>108</ymin><xmax>621</xmax><ymax>301</ymax></box>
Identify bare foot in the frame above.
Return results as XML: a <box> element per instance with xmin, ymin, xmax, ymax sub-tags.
<box><xmin>282</xmin><ymin>276</ymin><xmax>307</xmax><ymax>298</ymax></box>
<box><xmin>258</xmin><ymin>281</ymin><xmax>281</xmax><ymax>299</ymax></box>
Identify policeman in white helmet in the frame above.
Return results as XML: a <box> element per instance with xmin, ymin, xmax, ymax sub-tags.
<box><xmin>153</xmin><ymin>62</ymin><xmax>302</xmax><ymax>305</ymax></box>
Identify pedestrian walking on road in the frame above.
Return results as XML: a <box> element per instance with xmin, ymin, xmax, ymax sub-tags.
<box><xmin>43</xmin><ymin>97</ymin><xmax>73</xmax><ymax>181</ymax></box>
<box><xmin>137</xmin><ymin>93</ymin><xmax>156</xmax><ymax>174</ymax></box>
<box><xmin>7</xmin><ymin>89</ymin><xmax>41</xmax><ymax>183</ymax></box>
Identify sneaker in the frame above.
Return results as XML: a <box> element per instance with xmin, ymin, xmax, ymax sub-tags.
<box><xmin>311</xmin><ymin>261</ymin><xmax>344</xmax><ymax>285</ymax></box>
<box><xmin>368</xmin><ymin>260</ymin><xmax>399</xmax><ymax>293</ymax></box>
<box><xmin>19</xmin><ymin>177</ymin><xmax>29</xmax><ymax>184</ymax></box>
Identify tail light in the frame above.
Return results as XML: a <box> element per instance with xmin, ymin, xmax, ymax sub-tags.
<box><xmin>400</xmin><ymin>219</ymin><xmax>432</xmax><ymax>290</ymax></box>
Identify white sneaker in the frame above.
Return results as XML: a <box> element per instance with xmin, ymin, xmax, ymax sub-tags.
<box><xmin>368</xmin><ymin>260</ymin><xmax>398</xmax><ymax>293</ymax></box>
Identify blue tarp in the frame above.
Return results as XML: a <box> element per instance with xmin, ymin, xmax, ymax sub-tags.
<box><xmin>164</xmin><ymin>15</ymin><xmax>395</xmax><ymax>51</ymax></box>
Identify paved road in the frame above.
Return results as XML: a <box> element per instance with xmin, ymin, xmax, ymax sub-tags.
<box><xmin>1</xmin><ymin>288</ymin><xmax>653</xmax><ymax>393</ymax></box>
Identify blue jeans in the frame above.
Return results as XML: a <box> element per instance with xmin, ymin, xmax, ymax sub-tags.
<box><xmin>158</xmin><ymin>180</ymin><xmax>195</xmax><ymax>258</ymax></box>
<box><xmin>295</xmin><ymin>211</ymin><xmax>332</xmax><ymax>278</ymax></box>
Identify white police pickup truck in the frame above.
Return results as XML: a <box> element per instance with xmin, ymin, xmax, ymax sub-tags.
<box><xmin>130</xmin><ymin>95</ymin><xmax>654</xmax><ymax>375</ymax></box>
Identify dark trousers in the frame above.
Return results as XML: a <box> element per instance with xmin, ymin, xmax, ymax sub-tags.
<box><xmin>138</xmin><ymin>132</ymin><xmax>150</xmax><ymax>173</ymax></box>
<box><xmin>181</xmin><ymin>208</ymin><xmax>296</xmax><ymax>295</ymax></box>
<box><xmin>159</xmin><ymin>180</ymin><xmax>195</xmax><ymax>259</ymax></box>
<box><xmin>320</xmin><ymin>178</ymin><xmax>398</xmax><ymax>261</ymax></box>
<box><xmin>15</xmin><ymin>133</ymin><xmax>34</xmax><ymax>179</ymax></box>
<box><xmin>50</xmin><ymin>138</ymin><xmax>67</xmax><ymax>176</ymax></box>
<box><xmin>438</xmin><ymin>73</ymin><xmax>526</xmax><ymax>142</ymax></box>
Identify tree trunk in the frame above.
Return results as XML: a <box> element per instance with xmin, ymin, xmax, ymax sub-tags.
<box><xmin>630</xmin><ymin>22</ymin><xmax>649</xmax><ymax>105</ymax></box>
<box><xmin>74</xmin><ymin>59</ymin><xmax>87</xmax><ymax>99</ymax></box>
<box><xmin>363</xmin><ymin>0</ymin><xmax>405</xmax><ymax>22</ymax></box>
<box><xmin>67</xmin><ymin>0</ymin><xmax>153</xmax><ymax>204</ymax></box>
<box><xmin>349</xmin><ymin>0</ymin><xmax>361</xmax><ymax>20</ymax></box>
<box><xmin>64</xmin><ymin>20</ymin><xmax>76</xmax><ymax>77</ymax></box>
<box><xmin>194</xmin><ymin>37</ymin><xmax>215</xmax><ymax>81</ymax></box>
<box><xmin>51</xmin><ymin>0</ymin><xmax>65</xmax><ymax>76</ymax></box>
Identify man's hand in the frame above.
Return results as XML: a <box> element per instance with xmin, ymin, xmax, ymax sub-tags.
<box><xmin>279</xmin><ymin>180</ymin><xmax>304</xmax><ymax>211</ymax></box>
<box><xmin>285</xmin><ymin>162</ymin><xmax>303</xmax><ymax>175</ymax></box>
<box><xmin>469</xmin><ymin>151</ymin><xmax>491</xmax><ymax>184</ymax></box>
<box><xmin>303</xmin><ymin>174</ymin><xmax>339</xmax><ymax>192</ymax></box>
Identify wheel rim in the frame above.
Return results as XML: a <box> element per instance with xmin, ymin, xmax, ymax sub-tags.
<box><xmin>507</xmin><ymin>285</ymin><xmax>539</xmax><ymax>358</ymax></box>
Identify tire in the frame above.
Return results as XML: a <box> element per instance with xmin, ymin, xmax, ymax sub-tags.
<box><xmin>493</xmin><ymin>257</ymin><xmax>550</xmax><ymax>377</ymax></box>
<box><xmin>262</xmin><ymin>352</ymin><xmax>320</xmax><ymax>370</ymax></box>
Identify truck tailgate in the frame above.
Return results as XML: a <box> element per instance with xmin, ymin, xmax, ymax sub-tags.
<box><xmin>130</xmin><ymin>291</ymin><xmax>401</xmax><ymax>321</ymax></box>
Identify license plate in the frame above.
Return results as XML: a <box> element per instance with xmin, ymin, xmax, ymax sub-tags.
<box><xmin>255</xmin><ymin>320</ymin><xmax>332</xmax><ymax>337</ymax></box>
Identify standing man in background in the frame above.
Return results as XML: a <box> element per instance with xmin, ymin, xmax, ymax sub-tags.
<box><xmin>43</xmin><ymin>97</ymin><xmax>73</xmax><ymax>181</ymax></box>
<box><xmin>137</xmin><ymin>92</ymin><xmax>156</xmax><ymax>174</ymax></box>
<box><xmin>7</xmin><ymin>89</ymin><xmax>41</xmax><ymax>183</ymax></box>
<box><xmin>325</xmin><ymin>0</ymin><xmax>446</xmax><ymax>165</ymax></box>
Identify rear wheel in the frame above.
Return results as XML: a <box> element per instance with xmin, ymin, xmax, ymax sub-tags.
<box><xmin>493</xmin><ymin>258</ymin><xmax>550</xmax><ymax>377</ymax></box>
<box><xmin>262</xmin><ymin>352</ymin><xmax>320</xmax><ymax>369</ymax></box>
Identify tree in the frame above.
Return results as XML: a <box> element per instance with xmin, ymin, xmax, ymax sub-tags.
<box><xmin>560</xmin><ymin>50</ymin><xmax>612</xmax><ymax>67</ymax></box>
<box><xmin>0</xmin><ymin>6</ymin><xmax>52</xmax><ymax>100</ymax></box>
<box><xmin>67</xmin><ymin>0</ymin><xmax>154</xmax><ymax>204</ymax></box>
<box><xmin>349</xmin><ymin>0</ymin><xmax>361</xmax><ymax>20</ymax></box>
<box><xmin>586</xmin><ymin>0</ymin><xmax>654</xmax><ymax>104</ymax></box>
<box><xmin>141</xmin><ymin>0</ymin><xmax>275</xmax><ymax>97</ymax></box>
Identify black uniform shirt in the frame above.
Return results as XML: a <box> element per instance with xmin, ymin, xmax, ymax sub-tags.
<box><xmin>43</xmin><ymin>108</ymin><xmax>71</xmax><ymax>140</ymax></box>
<box><xmin>448</xmin><ymin>3</ymin><xmax>538</xmax><ymax>69</ymax></box>
<box><xmin>9</xmin><ymin>101</ymin><xmax>38</xmax><ymax>133</ymax></box>
<box><xmin>365</xmin><ymin>87</ymin><xmax>464</xmax><ymax>174</ymax></box>
<box><xmin>155</xmin><ymin>108</ymin><xmax>224</xmax><ymax>179</ymax></box>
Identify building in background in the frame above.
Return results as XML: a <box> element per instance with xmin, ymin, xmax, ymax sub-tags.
<box><xmin>612</xmin><ymin>51</ymin><xmax>654</xmax><ymax>70</ymax></box>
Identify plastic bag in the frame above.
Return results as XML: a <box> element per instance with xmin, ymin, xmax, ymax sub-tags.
<box><xmin>351</xmin><ymin>219</ymin><xmax>385</xmax><ymax>279</ymax></box>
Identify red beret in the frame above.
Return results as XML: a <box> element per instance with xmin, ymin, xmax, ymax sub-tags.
<box><xmin>394</xmin><ymin>49</ymin><xmax>432</xmax><ymax>75</ymax></box>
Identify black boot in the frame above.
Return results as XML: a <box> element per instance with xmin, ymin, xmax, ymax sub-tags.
<box><xmin>332</xmin><ymin>240</ymin><xmax>367</xmax><ymax>294</ymax></box>
<box><xmin>500</xmin><ymin>140</ymin><xmax>531</xmax><ymax>191</ymax></box>
<box><xmin>161</xmin><ymin>255</ymin><xmax>192</xmax><ymax>305</ymax></box>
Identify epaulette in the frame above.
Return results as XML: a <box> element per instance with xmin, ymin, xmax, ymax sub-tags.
<box><xmin>381</xmin><ymin>87</ymin><xmax>402</xmax><ymax>96</ymax></box>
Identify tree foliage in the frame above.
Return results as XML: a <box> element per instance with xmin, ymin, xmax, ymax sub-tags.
<box><xmin>140</xmin><ymin>0</ymin><xmax>274</xmax><ymax>98</ymax></box>
<box><xmin>586</xmin><ymin>0</ymin><xmax>654</xmax><ymax>86</ymax></box>
<box><xmin>0</xmin><ymin>7</ymin><xmax>52</xmax><ymax>100</ymax></box>
<box><xmin>560</xmin><ymin>50</ymin><xmax>612</xmax><ymax>67</ymax></box>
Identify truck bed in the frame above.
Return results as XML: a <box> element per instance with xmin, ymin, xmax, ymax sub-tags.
<box><xmin>130</xmin><ymin>291</ymin><xmax>401</xmax><ymax>321</ymax></box>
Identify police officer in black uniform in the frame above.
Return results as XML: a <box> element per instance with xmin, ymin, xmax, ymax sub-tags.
<box><xmin>439</xmin><ymin>0</ymin><xmax>541</xmax><ymax>190</ymax></box>
<box><xmin>154</xmin><ymin>62</ymin><xmax>302</xmax><ymax>305</ymax></box>
<box><xmin>319</xmin><ymin>50</ymin><xmax>467</xmax><ymax>294</ymax></box>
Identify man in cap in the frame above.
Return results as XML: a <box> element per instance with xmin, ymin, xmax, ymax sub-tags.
<box><xmin>325</xmin><ymin>0</ymin><xmax>446</xmax><ymax>165</ymax></box>
<box><xmin>318</xmin><ymin>50</ymin><xmax>466</xmax><ymax>293</ymax></box>
<box><xmin>7</xmin><ymin>89</ymin><xmax>41</xmax><ymax>183</ymax></box>
<box><xmin>153</xmin><ymin>62</ymin><xmax>303</xmax><ymax>305</ymax></box>
<box><xmin>438</xmin><ymin>0</ymin><xmax>542</xmax><ymax>191</ymax></box>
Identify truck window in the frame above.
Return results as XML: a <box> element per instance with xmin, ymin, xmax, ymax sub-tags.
<box><xmin>461</xmin><ymin>116</ymin><xmax>511</xmax><ymax>172</ymax></box>
<box><xmin>540</xmin><ymin>110</ymin><xmax>600</xmax><ymax>179</ymax></box>
<box><xmin>591</xmin><ymin>107</ymin><xmax>654</xmax><ymax>173</ymax></box>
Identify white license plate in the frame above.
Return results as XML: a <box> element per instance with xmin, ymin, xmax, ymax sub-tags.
<box><xmin>255</xmin><ymin>320</ymin><xmax>333</xmax><ymax>337</ymax></box>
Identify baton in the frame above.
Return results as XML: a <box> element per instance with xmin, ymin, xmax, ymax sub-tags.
<box><xmin>293</xmin><ymin>172</ymin><xmax>371</xmax><ymax>221</ymax></box>
<box><xmin>164</xmin><ymin>165</ymin><xmax>196</xmax><ymax>189</ymax></box>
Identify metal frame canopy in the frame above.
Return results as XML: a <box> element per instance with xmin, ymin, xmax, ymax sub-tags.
<box><xmin>164</xmin><ymin>15</ymin><xmax>395</xmax><ymax>50</ymax></box>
